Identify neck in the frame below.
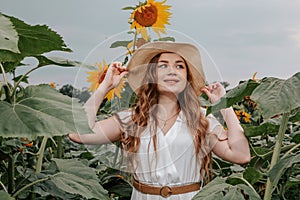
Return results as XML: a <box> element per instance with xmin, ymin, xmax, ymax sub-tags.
<box><xmin>156</xmin><ymin>94</ymin><xmax>180</xmax><ymax>118</ymax></box>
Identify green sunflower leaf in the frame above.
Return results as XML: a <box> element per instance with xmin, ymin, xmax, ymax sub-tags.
<box><xmin>291</xmin><ymin>131</ymin><xmax>300</xmax><ymax>143</ymax></box>
<box><xmin>268</xmin><ymin>154</ymin><xmax>300</xmax><ymax>188</ymax></box>
<box><xmin>207</xmin><ymin>79</ymin><xmax>259</xmax><ymax>115</ymax></box>
<box><xmin>122</xmin><ymin>6</ymin><xmax>136</xmax><ymax>10</ymax></box>
<box><xmin>192</xmin><ymin>177</ymin><xmax>228</xmax><ymax>199</ymax></box>
<box><xmin>192</xmin><ymin>177</ymin><xmax>261</xmax><ymax>200</ymax></box>
<box><xmin>0</xmin><ymin>12</ymin><xmax>71</xmax><ymax>70</ymax></box>
<box><xmin>110</xmin><ymin>40</ymin><xmax>132</xmax><ymax>48</ymax></box>
<box><xmin>0</xmin><ymin>13</ymin><xmax>20</xmax><ymax>54</ymax></box>
<box><xmin>0</xmin><ymin>191</ymin><xmax>14</xmax><ymax>200</ymax></box>
<box><xmin>153</xmin><ymin>36</ymin><xmax>175</xmax><ymax>42</ymax></box>
<box><xmin>0</xmin><ymin>84</ymin><xmax>92</xmax><ymax>138</ymax></box>
<box><xmin>12</xmin><ymin>75</ymin><xmax>29</xmax><ymax>84</ymax></box>
<box><xmin>50</xmin><ymin>158</ymin><xmax>109</xmax><ymax>199</ymax></box>
<box><xmin>34</xmin><ymin>55</ymin><xmax>95</xmax><ymax>70</ymax></box>
<box><xmin>242</xmin><ymin>120</ymin><xmax>280</xmax><ymax>137</ymax></box>
<box><xmin>251</xmin><ymin>72</ymin><xmax>300</xmax><ymax>119</ymax></box>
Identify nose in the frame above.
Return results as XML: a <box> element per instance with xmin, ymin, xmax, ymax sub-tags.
<box><xmin>167</xmin><ymin>66</ymin><xmax>177</xmax><ymax>76</ymax></box>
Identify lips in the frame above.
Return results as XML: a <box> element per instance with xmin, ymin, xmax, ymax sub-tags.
<box><xmin>163</xmin><ymin>78</ymin><xmax>179</xmax><ymax>84</ymax></box>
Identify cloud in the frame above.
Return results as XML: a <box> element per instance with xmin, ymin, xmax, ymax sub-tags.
<box><xmin>3</xmin><ymin>0</ymin><xmax>300</xmax><ymax>89</ymax></box>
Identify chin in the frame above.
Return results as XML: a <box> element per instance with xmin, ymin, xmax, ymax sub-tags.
<box><xmin>158</xmin><ymin>86</ymin><xmax>185</xmax><ymax>96</ymax></box>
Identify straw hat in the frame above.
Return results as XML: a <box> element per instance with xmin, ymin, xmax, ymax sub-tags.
<box><xmin>126</xmin><ymin>41</ymin><xmax>206</xmax><ymax>96</ymax></box>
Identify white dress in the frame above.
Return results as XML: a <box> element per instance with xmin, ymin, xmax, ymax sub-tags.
<box><xmin>117</xmin><ymin>108</ymin><xmax>222</xmax><ymax>200</ymax></box>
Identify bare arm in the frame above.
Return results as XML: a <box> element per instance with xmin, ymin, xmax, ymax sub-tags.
<box><xmin>211</xmin><ymin>107</ymin><xmax>250</xmax><ymax>164</ymax></box>
<box><xmin>68</xmin><ymin>116</ymin><xmax>122</xmax><ymax>144</ymax></box>
<box><xmin>202</xmin><ymin>82</ymin><xmax>251</xmax><ymax>164</ymax></box>
<box><xmin>68</xmin><ymin>62</ymin><xmax>128</xmax><ymax>145</ymax></box>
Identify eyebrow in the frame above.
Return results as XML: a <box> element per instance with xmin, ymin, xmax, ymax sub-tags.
<box><xmin>158</xmin><ymin>60</ymin><xmax>185</xmax><ymax>63</ymax></box>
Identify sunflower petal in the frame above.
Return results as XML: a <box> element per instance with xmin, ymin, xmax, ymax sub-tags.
<box><xmin>129</xmin><ymin>0</ymin><xmax>171</xmax><ymax>39</ymax></box>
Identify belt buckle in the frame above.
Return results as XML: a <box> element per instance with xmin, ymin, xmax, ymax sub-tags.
<box><xmin>160</xmin><ymin>185</ymin><xmax>172</xmax><ymax>198</ymax></box>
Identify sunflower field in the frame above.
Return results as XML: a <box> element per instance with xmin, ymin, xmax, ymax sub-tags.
<box><xmin>1</xmin><ymin>0</ymin><xmax>300</xmax><ymax>200</ymax></box>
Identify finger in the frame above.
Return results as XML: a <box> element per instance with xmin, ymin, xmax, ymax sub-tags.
<box><xmin>208</xmin><ymin>84</ymin><xmax>214</xmax><ymax>91</ymax></box>
<box><xmin>200</xmin><ymin>86</ymin><xmax>209</xmax><ymax>92</ymax></box>
<box><xmin>212</xmin><ymin>83</ymin><xmax>218</xmax><ymax>90</ymax></box>
<box><xmin>110</xmin><ymin>61</ymin><xmax>122</xmax><ymax>69</ymax></box>
<box><xmin>201</xmin><ymin>87</ymin><xmax>212</xmax><ymax>98</ymax></box>
<box><xmin>120</xmin><ymin>70</ymin><xmax>128</xmax><ymax>78</ymax></box>
<box><xmin>204</xmin><ymin>86</ymin><xmax>209</xmax><ymax>93</ymax></box>
<box><xmin>118</xmin><ymin>65</ymin><xmax>128</xmax><ymax>73</ymax></box>
<box><xmin>116</xmin><ymin>62</ymin><xmax>122</xmax><ymax>68</ymax></box>
<box><xmin>217</xmin><ymin>82</ymin><xmax>226</xmax><ymax>90</ymax></box>
<box><xmin>206</xmin><ymin>83</ymin><xmax>221</xmax><ymax>92</ymax></box>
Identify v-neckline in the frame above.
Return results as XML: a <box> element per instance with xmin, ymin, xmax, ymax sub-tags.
<box><xmin>158</xmin><ymin>111</ymin><xmax>181</xmax><ymax>137</ymax></box>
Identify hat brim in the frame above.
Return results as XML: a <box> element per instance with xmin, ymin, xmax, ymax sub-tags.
<box><xmin>127</xmin><ymin>42</ymin><xmax>206</xmax><ymax>96</ymax></box>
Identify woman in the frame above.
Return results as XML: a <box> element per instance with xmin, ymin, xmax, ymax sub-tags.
<box><xmin>69</xmin><ymin>42</ymin><xmax>250</xmax><ymax>199</ymax></box>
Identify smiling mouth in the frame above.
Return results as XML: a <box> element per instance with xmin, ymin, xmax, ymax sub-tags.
<box><xmin>164</xmin><ymin>79</ymin><xmax>179</xmax><ymax>84</ymax></box>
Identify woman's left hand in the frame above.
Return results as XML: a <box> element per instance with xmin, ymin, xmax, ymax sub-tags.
<box><xmin>201</xmin><ymin>82</ymin><xmax>226</xmax><ymax>104</ymax></box>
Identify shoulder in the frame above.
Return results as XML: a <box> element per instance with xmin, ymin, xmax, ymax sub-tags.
<box><xmin>201</xmin><ymin>107</ymin><xmax>222</xmax><ymax>133</ymax></box>
<box><xmin>200</xmin><ymin>107</ymin><xmax>207</xmax><ymax>115</ymax></box>
<box><xmin>114</xmin><ymin>108</ymin><xmax>133</xmax><ymax>123</ymax></box>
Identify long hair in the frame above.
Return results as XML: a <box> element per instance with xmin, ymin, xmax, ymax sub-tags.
<box><xmin>117</xmin><ymin>53</ymin><xmax>211</xmax><ymax>183</ymax></box>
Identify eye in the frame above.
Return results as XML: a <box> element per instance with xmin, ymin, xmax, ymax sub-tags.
<box><xmin>158</xmin><ymin>64</ymin><xmax>168</xmax><ymax>69</ymax></box>
<box><xmin>176</xmin><ymin>64</ymin><xmax>185</xmax><ymax>69</ymax></box>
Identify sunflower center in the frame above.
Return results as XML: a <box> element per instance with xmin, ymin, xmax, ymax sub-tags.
<box><xmin>134</xmin><ymin>4</ymin><xmax>158</xmax><ymax>27</ymax></box>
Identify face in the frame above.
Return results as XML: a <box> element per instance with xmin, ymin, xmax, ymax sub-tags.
<box><xmin>156</xmin><ymin>53</ymin><xmax>188</xmax><ymax>95</ymax></box>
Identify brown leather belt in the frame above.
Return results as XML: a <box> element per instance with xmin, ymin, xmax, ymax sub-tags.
<box><xmin>132</xmin><ymin>178</ymin><xmax>200</xmax><ymax>198</ymax></box>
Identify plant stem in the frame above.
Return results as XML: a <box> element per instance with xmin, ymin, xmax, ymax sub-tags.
<box><xmin>12</xmin><ymin>177</ymin><xmax>50</xmax><ymax>198</ymax></box>
<box><xmin>132</xmin><ymin>29</ymin><xmax>137</xmax><ymax>52</ymax></box>
<box><xmin>0</xmin><ymin>63</ymin><xmax>9</xmax><ymax>86</ymax></box>
<box><xmin>35</xmin><ymin>136</ymin><xmax>49</xmax><ymax>173</ymax></box>
<box><xmin>212</xmin><ymin>158</ymin><xmax>222</xmax><ymax>175</ymax></box>
<box><xmin>263</xmin><ymin>112</ymin><xmax>290</xmax><ymax>200</ymax></box>
<box><xmin>7</xmin><ymin>155</ymin><xmax>15</xmax><ymax>194</ymax></box>
<box><xmin>11</xmin><ymin>65</ymin><xmax>41</xmax><ymax>101</ymax></box>
<box><xmin>0</xmin><ymin>62</ymin><xmax>11</xmax><ymax>102</ymax></box>
<box><xmin>0</xmin><ymin>180</ymin><xmax>8</xmax><ymax>193</ymax></box>
<box><xmin>113</xmin><ymin>142</ymin><xmax>120</xmax><ymax>168</ymax></box>
<box><xmin>241</xmin><ymin>177</ymin><xmax>257</xmax><ymax>193</ymax></box>
<box><xmin>282</xmin><ymin>143</ymin><xmax>300</xmax><ymax>159</ymax></box>
<box><xmin>119</xmin><ymin>144</ymin><xmax>124</xmax><ymax>169</ymax></box>
<box><xmin>3</xmin><ymin>84</ymin><xmax>12</xmax><ymax>103</ymax></box>
<box><xmin>54</xmin><ymin>136</ymin><xmax>63</xmax><ymax>158</ymax></box>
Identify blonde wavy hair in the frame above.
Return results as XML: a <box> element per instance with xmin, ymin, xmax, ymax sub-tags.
<box><xmin>116</xmin><ymin>53</ymin><xmax>212</xmax><ymax>183</ymax></box>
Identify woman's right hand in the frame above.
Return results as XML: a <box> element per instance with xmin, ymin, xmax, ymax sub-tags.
<box><xmin>201</xmin><ymin>82</ymin><xmax>226</xmax><ymax>104</ymax></box>
<box><xmin>101</xmin><ymin>62</ymin><xmax>128</xmax><ymax>91</ymax></box>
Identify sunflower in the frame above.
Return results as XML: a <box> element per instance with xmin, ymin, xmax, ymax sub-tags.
<box><xmin>244</xmin><ymin>96</ymin><xmax>257</xmax><ymax>110</ymax></box>
<box><xmin>234</xmin><ymin>110</ymin><xmax>252</xmax><ymax>123</ymax></box>
<box><xmin>86</xmin><ymin>61</ymin><xmax>125</xmax><ymax>101</ymax></box>
<box><xmin>129</xmin><ymin>0</ymin><xmax>171</xmax><ymax>40</ymax></box>
<box><xmin>21</xmin><ymin>137</ymin><xmax>34</xmax><ymax>147</ymax></box>
<box><xmin>49</xmin><ymin>82</ymin><xmax>56</xmax><ymax>89</ymax></box>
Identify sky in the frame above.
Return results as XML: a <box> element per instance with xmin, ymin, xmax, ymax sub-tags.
<box><xmin>1</xmin><ymin>0</ymin><xmax>300</xmax><ymax>89</ymax></box>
